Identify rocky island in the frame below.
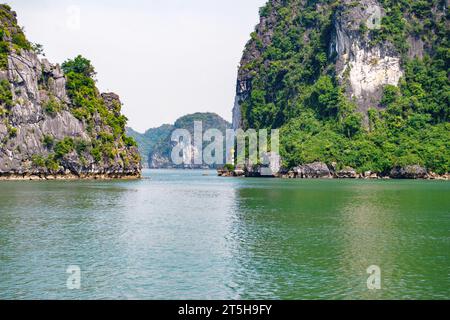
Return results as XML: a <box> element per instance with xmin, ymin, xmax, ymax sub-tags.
<box><xmin>128</xmin><ymin>113</ymin><xmax>231</xmax><ymax>169</ymax></box>
<box><xmin>0</xmin><ymin>5</ymin><xmax>141</xmax><ymax>180</ymax></box>
<box><xmin>229</xmin><ymin>0</ymin><xmax>449</xmax><ymax>180</ymax></box>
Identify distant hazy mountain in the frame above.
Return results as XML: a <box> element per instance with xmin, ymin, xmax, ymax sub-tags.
<box><xmin>126</xmin><ymin>124</ymin><xmax>174</xmax><ymax>168</ymax></box>
<box><xmin>231</xmin><ymin>0</ymin><xmax>449</xmax><ymax>177</ymax></box>
<box><xmin>128</xmin><ymin>113</ymin><xmax>231</xmax><ymax>168</ymax></box>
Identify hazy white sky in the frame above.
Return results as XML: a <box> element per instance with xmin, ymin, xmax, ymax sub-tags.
<box><xmin>9</xmin><ymin>0</ymin><xmax>266</xmax><ymax>132</ymax></box>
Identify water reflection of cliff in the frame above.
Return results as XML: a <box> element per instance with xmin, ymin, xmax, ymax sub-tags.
<box><xmin>335</xmin><ymin>182</ymin><xmax>450</xmax><ymax>300</ymax></box>
<box><xmin>228</xmin><ymin>180</ymin><xmax>450</xmax><ymax>299</ymax></box>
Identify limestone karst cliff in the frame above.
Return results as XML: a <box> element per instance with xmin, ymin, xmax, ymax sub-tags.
<box><xmin>232</xmin><ymin>0</ymin><xmax>449</xmax><ymax>177</ymax></box>
<box><xmin>128</xmin><ymin>113</ymin><xmax>231</xmax><ymax>169</ymax></box>
<box><xmin>331</xmin><ymin>0</ymin><xmax>404</xmax><ymax>116</ymax></box>
<box><xmin>233</xmin><ymin>0</ymin><xmax>447</xmax><ymax>129</ymax></box>
<box><xmin>0</xmin><ymin>5</ymin><xmax>141</xmax><ymax>179</ymax></box>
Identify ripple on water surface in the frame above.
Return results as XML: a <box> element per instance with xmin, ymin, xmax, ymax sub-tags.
<box><xmin>0</xmin><ymin>170</ymin><xmax>449</xmax><ymax>299</ymax></box>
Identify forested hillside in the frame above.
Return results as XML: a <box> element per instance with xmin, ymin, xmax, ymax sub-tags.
<box><xmin>233</xmin><ymin>0</ymin><xmax>449</xmax><ymax>176</ymax></box>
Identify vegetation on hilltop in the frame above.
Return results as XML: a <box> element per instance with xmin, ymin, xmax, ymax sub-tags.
<box><xmin>130</xmin><ymin>113</ymin><xmax>231</xmax><ymax>168</ymax></box>
<box><xmin>61</xmin><ymin>55</ymin><xmax>139</xmax><ymax>166</ymax></box>
<box><xmin>0</xmin><ymin>2</ymin><xmax>140</xmax><ymax>176</ymax></box>
<box><xmin>0</xmin><ymin>4</ymin><xmax>41</xmax><ymax>69</ymax></box>
<box><xmin>239</xmin><ymin>0</ymin><xmax>449</xmax><ymax>174</ymax></box>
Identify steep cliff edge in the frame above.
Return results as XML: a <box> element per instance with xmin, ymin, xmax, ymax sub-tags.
<box><xmin>0</xmin><ymin>5</ymin><xmax>141</xmax><ymax>180</ymax></box>
<box><xmin>232</xmin><ymin>0</ymin><xmax>449</xmax><ymax>176</ymax></box>
<box><xmin>330</xmin><ymin>0</ymin><xmax>404</xmax><ymax>116</ymax></box>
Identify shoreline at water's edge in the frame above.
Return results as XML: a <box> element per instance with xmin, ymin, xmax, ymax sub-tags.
<box><xmin>0</xmin><ymin>173</ymin><xmax>142</xmax><ymax>181</ymax></box>
<box><xmin>219</xmin><ymin>176</ymin><xmax>449</xmax><ymax>181</ymax></box>
<box><xmin>217</xmin><ymin>170</ymin><xmax>449</xmax><ymax>181</ymax></box>
<box><xmin>218</xmin><ymin>175</ymin><xmax>450</xmax><ymax>181</ymax></box>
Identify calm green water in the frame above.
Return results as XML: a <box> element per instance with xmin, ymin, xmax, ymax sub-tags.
<box><xmin>0</xmin><ymin>170</ymin><xmax>448</xmax><ymax>300</ymax></box>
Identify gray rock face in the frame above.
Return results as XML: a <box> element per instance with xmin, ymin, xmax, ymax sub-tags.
<box><xmin>232</xmin><ymin>0</ymin><xmax>422</xmax><ymax>128</ymax></box>
<box><xmin>0</xmin><ymin>50</ymin><xmax>90</xmax><ymax>174</ymax></box>
<box><xmin>144</xmin><ymin>113</ymin><xmax>231</xmax><ymax>169</ymax></box>
<box><xmin>232</xmin><ymin>0</ymin><xmax>281</xmax><ymax>129</ymax></box>
<box><xmin>336</xmin><ymin>167</ymin><xmax>358</xmax><ymax>179</ymax></box>
<box><xmin>0</xmin><ymin>7</ymin><xmax>140</xmax><ymax>179</ymax></box>
<box><xmin>331</xmin><ymin>0</ymin><xmax>403</xmax><ymax>117</ymax></box>
<box><xmin>101</xmin><ymin>93</ymin><xmax>122</xmax><ymax>116</ymax></box>
<box><xmin>8</xmin><ymin>51</ymin><xmax>42</xmax><ymax>103</ymax></box>
<box><xmin>293</xmin><ymin>162</ymin><xmax>333</xmax><ymax>179</ymax></box>
<box><xmin>150</xmin><ymin>152</ymin><xmax>174</xmax><ymax>169</ymax></box>
<box><xmin>390</xmin><ymin>165</ymin><xmax>428</xmax><ymax>179</ymax></box>
<box><xmin>232</xmin><ymin>93</ymin><xmax>244</xmax><ymax>130</ymax></box>
<box><xmin>244</xmin><ymin>152</ymin><xmax>281</xmax><ymax>177</ymax></box>
<box><xmin>232</xmin><ymin>77</ymin><xmax>253</xmax><ymax>130</ymax></box>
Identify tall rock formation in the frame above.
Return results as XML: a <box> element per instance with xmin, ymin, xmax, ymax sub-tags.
<box><xmin>129</xmin><ymin>113</ymin><xmax>231</xmax><ymax>169</ymax></box>
<box><xmin>232</xmin><ymin>0</ymin><xmax>447</xmax><ymax>128</ymax></box>
<box><xmin>330</xmin><ymin>0</ymin><xmax>404</xmax><ymax>116</ymax></box>
<box><xmin>231</xmin><ymin>0</ymin><xmax>449</xmax><ymax>176</ymax></box>
<box><xmin>0</xmin><ymin>5</ymin><xmax>141</xmax><ymax>179</ymax></box>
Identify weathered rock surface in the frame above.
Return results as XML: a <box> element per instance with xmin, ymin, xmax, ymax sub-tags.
<box><xmin>150</xmin><ymin>153</ymin><xmax>174</xmax><ymax>169</ymax></box>
<box><xmin>428</xmin><ymin>172</ymin><xmax>450</xmax><ymax>181</ymax></box>
<box><xmin>362</xmin><ymin>171</ymin><xmax>380</xmax><ymax>179</ymax></box>
<box><xmin>390</xmin><ymin>165</ymin><xmax>428</xmax><ymax>179</ymax></box>
<box><xmin>244</xmin><ymin>152</ymin><xmax>282</xmax><ymax>177</ymax></box>
<box><xmin>293</xmin><ymin>162</ymin><xmax>333</xmax><ymax>179</ymax></box>
<box><xmin>219</xmin><ymin>161</ymin><xmax>447</xmax><ymax>180</ymax></box>
<box><xmin>217</xmin><ymin>168</ymin><xmax>245</xmax><ymax>177</ymax></box>
<box><xmin>331</xmin><ymin>0</ymin><xmax>404</xmax><ymax>117</ymax></box>
<box><xmin>232</xmin><ymin>0</ymin><xmax>280</xmax><ymax>129</ymax></box>
<box><xmin>144</xmin><ymin>113</ymin><xmax>231</xmax><ymax>169</ymax></box>
<box><xmin>231</xmin><ymin>0</ymin><xmax>431</xmax><ymax>129</ymax></box>
<box><xmin>336</xmin><ymin>167</ymin><xmax>358</xmax><ymax>179</ymax></box>
<box><xmin>0</xmin><ymin>5</ymin><xmax>140</xmax><ymax>179</ymax></box>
